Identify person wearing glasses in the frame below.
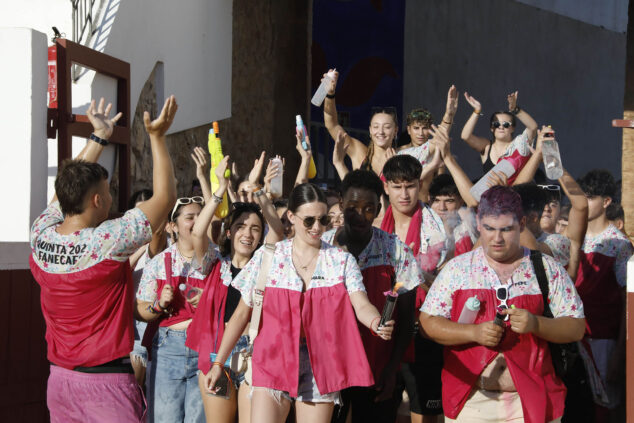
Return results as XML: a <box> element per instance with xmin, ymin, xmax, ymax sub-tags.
<box><xmin>460</xmin><ymin>91</ymin><xmax>537</xmax><ymax>184</ymax></box>
<box><xmin>419</xmin><ymin>186</ymin><xmax>585</xmax><ymax>423</ymax></box>
<box><xmin>322</xmin><ymin>170</ymin><xmax>423</xmax><ymax>423</ymax></box>
<box><xmin>188</xmin><ymin>155</ymin><xmax>285</xmax><ymax>423</ymax></box>
<box><xmin>29</xmin><ymin>97</ymin><xmax>178</xmax><ymax>421</ymax></box>
<box><xmin>204</xmin><ymin>183</ymin><xmax>394</xmax><ymax>423</ymax></box>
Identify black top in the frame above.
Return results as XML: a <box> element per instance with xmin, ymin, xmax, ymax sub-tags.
<box><xmin>482</xmin><ymin>140</ymin><xmax>495</xmax><ymax>174</ymax></box>
<box><xmin>224</xmin><ymin>265</ymin><xmax>243</xmax><ymax>322</ymax></box>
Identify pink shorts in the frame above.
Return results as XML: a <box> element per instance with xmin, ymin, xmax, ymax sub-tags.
<box><xmin>47</xmin><ymin>365</ymin><xmax>145</xmax><ymax>423</ymax></box>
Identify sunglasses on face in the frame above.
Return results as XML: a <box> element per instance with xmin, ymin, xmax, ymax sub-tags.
<box><xmin>492</xmin><ymin>121</ymin><xmax>512</xmax><ymax>129</ymax></box>
<box><xmin>170</xmin><ymin>196</ymin><xmax>204</xmax><ymax>221</ymax></box>
<box><xmin>496</xmin><ymin>285</ymin><xmax>510</xmax><ymax>321</ymax></box>
<box><xmin>296</xmin><ymin>214</ymin><xmax>331</xmax><ymax>228</ymax></box>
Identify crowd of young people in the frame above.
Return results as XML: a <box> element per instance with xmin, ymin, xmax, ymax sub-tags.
<box><xmin>29</xmin><ymin>68</ymin><xmax>631</xmax><ymax>423</ymax></box>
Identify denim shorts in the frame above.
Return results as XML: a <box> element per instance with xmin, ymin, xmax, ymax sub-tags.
<box><xmin>252</xmin><ymin>340</ymin><xmax>341</xmax><ymax>405</ymax></box>
<box><xmin>130</xmin><ymin>320</ymin><xmax>148</xmax><ymax>367</ymax></box>
<box><xmin>208</xmin><ymin>334</ymin><xmax>250</xmax><ymax>388</ymax></box>
<box><xmin>146</xmin><ymin>327</ymin><xmax>205</xmax><ymax>423</ymax></box>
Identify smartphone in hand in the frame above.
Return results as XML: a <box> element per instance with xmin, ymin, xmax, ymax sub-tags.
<box><xmin>208</xmin><ymin>368</ymin><xmax>230</xmax><ymax>399</ymax></box>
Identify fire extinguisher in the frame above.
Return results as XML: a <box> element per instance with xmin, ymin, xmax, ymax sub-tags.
<box><xmin>48</xmin><ymin>27</ymin><xmax>62</xmax><ymax>109</ymax></box>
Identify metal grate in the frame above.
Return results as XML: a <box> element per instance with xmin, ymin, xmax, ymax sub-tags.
<box><xmin>71</xmin><ymin>0</ymin><xmax>97</xmax><ymax>45</ymax></box>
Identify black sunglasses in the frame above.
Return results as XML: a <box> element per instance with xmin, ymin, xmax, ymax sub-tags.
<box><xmin>296</xmin><ymin>214</ymin><xmax>331</xmax><ymax>228</ymax></box>
<box><xmin>492</xmin><ymin>121</ymin><xmax>512</xmax><ymax>129</ymax></box>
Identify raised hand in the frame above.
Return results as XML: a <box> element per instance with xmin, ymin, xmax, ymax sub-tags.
<box><xmin>446</xmin><ymin>85</ymin><xmax>459</xmax><ymax>116</ymax></box>
<box><xmin>144</xmin><ymin>95</ymin><xmax>178</xmax><ymax>137</ymax></box>
<box><xmin>214</xmin><ymin>155</ymin><xmax>230</xmax><ymax>189</ymax></box>
<box><xmin>463</xmin><ymin>92</ymin><xmax>482</xmax><ymax>112</ymax></box>
<box><xmin>486</xmin><ymin>170</ymin><xmax>508</xmax><ymax>187</ymax></box>
<box><xmin>264</xmin><ymin>157</ymin><xmax>281</xmax><ymax>197</ymax></box>
<box><xmin>295</xmin><ymin>129</ymin><xmax>312</xmax><ymax>161</ymax></box>
<box><xmin>333</xmin><ymin>129</ymin><xmax>349</xmax><ymax>164</ymax></box>
<box><xmin>429</xmin><ymin>124</ymin><xmax>451</xmax><ymax>158</ymax></box>
<box><xmin>86</xmin><ymin>98</ymin><xmax>123</xmax><ymax>140</ymax></box>
<box><xmin>325</xmin><ymin>68</ymin><xmax>339</xmax><ymax>95</ymax></box>
<box><xmin>507</xmin><ymin>91</ymin><xmax>518</xmax><ymax>112</ymax></box>
<box><xmin>248</xmin><ymin>151</ymin><xmax>266</xmax><ymax>186</ymax></box>
<box><xmin>532</xmin><ymin>125</ymin><xmax>554</xmax><ymax>154</ymax></box>
<box><xmin>191</xmin><ymin>146</ymin><xmax>208</xmax><ymax>180</ymax></box>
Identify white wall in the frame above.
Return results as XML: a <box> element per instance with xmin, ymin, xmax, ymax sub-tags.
<box><xmin>0</xmin><ymin>28</ymin><xmax>48</xmax><ymax>268</ymax></box>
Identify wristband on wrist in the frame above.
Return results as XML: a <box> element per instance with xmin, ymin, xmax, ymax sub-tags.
<box><xmin>511</xmin><ymin>106</ymin><xmax>521</xmax><ymax>115</ymax></box>
<box><xmin>211</xmin><ymin>193</ymin><xmax>223</xmax><ymax>204</ymax></box>
<box><xmin>473</xmin><ymin>109</ymin><xmax>482</xmax><ymax>116</ymax></box>
<box><xmin>326</xmin><ymin>93</ymin><xmax>335</xmax><ymax>99</ymax></box>
<box><xmin>212</xmin><ymin>361</ymin><xmax>224</xmax><ymax>368</ymax></box>
<box><xmin>254</xmin><ymin>188</ymin><xmax>266</xmax><ymax>198</ymax></box>
<box><xmin>89</xmin><ymin>133</ymin><xmax>109</xmax><ymax>146</ymax></box>
<box><xmin>148</xmin><ymin>299</ymin><xmax>165</xmax><ymax>314</ymax></box>
<box><xmin>442</xmin><ymin>119</ymin><xmax>452</xmax><ymax>125</ymax></box>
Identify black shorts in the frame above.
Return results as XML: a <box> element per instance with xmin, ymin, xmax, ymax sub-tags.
<box><xmin>398</xmin><ymin>334</ymin><xmax>443</xmax><ymax>415</ymax></box>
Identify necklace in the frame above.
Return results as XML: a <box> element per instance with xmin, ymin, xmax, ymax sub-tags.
<box><xmin>176</xmin><ymin>244</ymin><xmax>194</xmax><ymax>260</ymax></box>
<box><xmin>292</xmin><ymin>248</ymin><xmax>319</xmax><ymax>271</ymax></box>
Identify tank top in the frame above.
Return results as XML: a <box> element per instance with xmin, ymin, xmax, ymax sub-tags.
<box><xmin>482</xmin><ymin>140</ymin><xmax>495</xmax><ymax>174</ymax></box>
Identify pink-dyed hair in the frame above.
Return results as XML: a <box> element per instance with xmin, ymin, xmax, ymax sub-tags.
<box><xmin>477</xmin><ymin>186</ymin><xmax>524</xmax><ymax>222</ymax></box>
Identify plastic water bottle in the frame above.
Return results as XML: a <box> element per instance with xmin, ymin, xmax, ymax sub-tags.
<box><xmin>541</xmin><ymin>130</ymin><xmax>563</xmax><ymax>180</ymax></box>
<box><xmin>296</xmin><ymin>115</ymin><xmax>317</xmax><ymax>179</ymax></box>
<box><xmin>179</xmin><ymin>283</ymin><xmax>202</xmax><ymax>300</ymax></box>
<box><xmin>457</xmin><ymin>295</ymin><xmax>481</xmax><ymax>324</ymax></box>
<box><xmin>269</xmin><ymin>157</ymin><xmax>284</xmax><ymax>197</ymax></box>
<box><xmin>311</xmin><ymin>69</ymin><xmax>336</xmax><ymax>107</ymax></box>
<box><xmin>469</xmin><ymin>160</ymin><xmax>516</xmax><ymax>202</ymax></box>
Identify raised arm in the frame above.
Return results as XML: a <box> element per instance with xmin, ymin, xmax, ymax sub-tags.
<box><xmin>507</xmin><ymin>91</ymin><xmax>537</xmax><ymax>141</ymax></box>
<box><xmin>294</xmin><ymin>130</ymin><xmax>312</xmax><ymax>186</ymax></box>
<box><xmin>137</xmin><ymin>96</ymin><xmax>178</xmax><ymax>232</ymax></box>
<box><xmin>432</xmin><ymin>124</ymin><xmax>478</xmax><ymax>208</ymax></box>
<box><xmin>192</xmin><ymin>156</ymin><xmax>229</xmax><ymax>264</ymax></box>
<box><xmin>460</xmin><ymin>92</ymin><xmax>490</xmax><ymax>153</ymax></box>
<box><xmin>191</xmin><ymin>146</ymin><xmax>212</xmax><ymax>202</ymax></box>
<box><xmin>256</xmin><ymin>161</ymin><xmax>285</xmax><ymax>243</ymax></box>
<box><xmin>322</xmin><ymin>69</ymin><xmax>367</xmax><ymax>168</ymax></box>
<box><xmin>559</xmin><ymin>169</ymin><xmax>588</xmax><ymax>279</ymax></box>
<box><xmin>512</xmin><ymin>126</ymin><xmax>548</xmax><ymax>185</ymax></box>
<box><xmin>332</xmin><ymin>129</ymin><xmax>350</xmax><ymax>181</ymax></box>
<box><xmin>439</xmin><ymin>85</ymin><xmax>458</xmax><ymax>134</ymax></box>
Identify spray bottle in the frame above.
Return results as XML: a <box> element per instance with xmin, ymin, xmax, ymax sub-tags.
<box><xmin>296</xmin><ymin>115</ymin><xmax>317</xmax><ymax>179</ymax></box>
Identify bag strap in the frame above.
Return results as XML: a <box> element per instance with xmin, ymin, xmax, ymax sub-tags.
<box><xmin>248</xmin><ymin>243</ymin><xmax>276</xmax><ymax>344</ymax></box>
<box><xmin>529</xmin><ymin>250</ymin><xmax>555</xmax><ymax>319</ymax></box>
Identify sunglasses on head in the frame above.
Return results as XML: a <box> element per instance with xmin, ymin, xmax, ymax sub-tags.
<box><xmin>296</xmin><ymin>214</ymin><xmax>331</xmax><ymax>228</ymax></box>
<box><xmin>408</xmin><ymin>109</ymin><xmax>432</xmax><ymax>121</ymax></box>
<box><xmin>170</xmin><ymin>196</ymin><xmax>204</xmax><ymax>221</ymax></box>
<box><xmin>496</xmin><ymin>285</ymin><xmax>510</xmax><ymax>321</ymax></box>
<box><xmin>492</xmin><ymin>121</ymin><xmax>512</xmax><ymax>129</ymax></box>
<box><xmin>538</xmin><ymin>184</ymin><xmax>561</xmax><ymax>192</ymax></box>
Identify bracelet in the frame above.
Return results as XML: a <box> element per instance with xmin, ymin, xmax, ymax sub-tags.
<box><xmin>211</xmin><ymin>193</ymin><xmax>223</xmax><ymax>204</ymax></box>
<box><xmin>442</xmin><ymin>119</ymin><xmax>452</xmax><ymax>125</ymax></box>
<box><xmin>511</xmin><ymin>106</ymin><xmax>521</xmax><ymax>115</ymax></box>
<box><xmin>473</xmin><ymin>109</ymin><xmax>482</xmax><ymax>116</ymax></box>
<box><xmin>149</xmin><ymin>299</ymin><xmax>165</xmax><ymax>314</ymax></box>
<box><xmin>254</xmin><ymin>189</ymin><xmax>266</xmax><ymax>198</ymax></box>
<box><xmin>326</xmin><ymin>93</ymin><xmax>336</xmax><ymax>99</ymax></box>
<box><xmin>89</xmin><ymin>133</ymin><xmax>109</xmax><ymax>146</ymax></box>
<box><xmin>370</xmin><ymin>316</ymin><xmax>381</xmax><ymax>336</ymax></box>
<box><xmin>212</xmin><ymin>361</ymin><xmax>224</xmax><ymax>368</ymax></box>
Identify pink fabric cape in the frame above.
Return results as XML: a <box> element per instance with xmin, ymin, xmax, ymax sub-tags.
<box><xmin>30</xmin><ymin>255</ymin><xmax>135</xmax><ymax>369</ymax></box>
<box><xmin>185</xmin><ymin>260</ymin><xmax>227</xmax><ymax>373</ymax></box>
<box><xmin>443</xmin><ymin>288</ymin><xmax>566</xmax><ymax>423</ymax></box>
<box><xmin>575</xmin><ymin>252</ymin><xmax>621</xmax><ymax>338</ymax></box>
<box><xmin>252</xmin><ymin>283</ymin><xmax>374</xmax><ymax>397</ymax></box>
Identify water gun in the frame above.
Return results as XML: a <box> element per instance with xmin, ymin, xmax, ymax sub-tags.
<box><xmin>208</xmin><ymin>121</ymin><xmax>230</xmax><ymax>218</ymax></box>
<box><xmin>295</xmin><ymin>115</ymin><xmax>317</xmax><ymax>179</ymax></box>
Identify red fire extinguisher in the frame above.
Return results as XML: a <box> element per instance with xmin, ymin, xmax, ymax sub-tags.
<box><xmin>48</xmin><ymin>44</ymin><xmax>57</xmax><ymax>109</ymax></box>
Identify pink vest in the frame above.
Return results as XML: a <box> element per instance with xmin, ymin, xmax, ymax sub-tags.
<box><xmin>30</xmin><ymin>255</ymin><xmax>134</xmax><ymax>369</ymax></box>
<box><xmin>252</xmin><ymin>283</ymin><xmax>374</xmax><ymax>396</ymax></box>
<box><xmin>443</xmin><ymin>288</ymin><xmax>566</xmax><ymax>423</ymax></box>
<box><xmin>575</xmin><ymin>252</ymin><xmax>621</xmax><ymax>339</ymax></box>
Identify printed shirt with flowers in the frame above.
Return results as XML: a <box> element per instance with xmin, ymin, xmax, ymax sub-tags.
<box><xmin>31</xmin><ymin>201</ymin><xmax>152</xmax><ymax>273</ymax></box>
<box><xmin>421</xmin><ymin>246</ymin><xmax>584</xmax><ymax>319</ymax></box>
<box><xmin>416</xmin><ymin>205</ymin><xmax>450</xmax><ymax>272</ymax></box>
<box><xmin>231</xmin><ymin>239</ymin><xmax>366</xmax><ymax>307</ymax></box>
<box><xmin>322</xmin><ymin>227</ymin><xmax>423</xmax><ymax>292</ymax></box>
<box><xmin>537</xmin><ymin>232</ymin><xmax>571</xmax><ymax>268</ymax></box>
<box><xmin>581</xmin><ymin>224</ymin><xmax>633</xmax><ymax>287</ymax></box>
<box><xmin>136</xmin><ymin>242</ymin><xmax>229</xmax><ymax>302</ymax></box>
<box><xmin>398</xmin><ymin>142</ymin><xmax>433</xmax><ymax>169</ymax></box>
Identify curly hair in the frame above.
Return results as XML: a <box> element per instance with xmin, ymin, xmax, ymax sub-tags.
<box><xmin>55</xmin><ymin>159</ymin><xmax>109</xmax><ymax>216</ymax></box>
<box><xmin>577</xmin><ymin>169</ymin><xmax>616</xmax><ymax>199</ymax></box>
<box><xmin>341</xmin><ymin>169</ymin><xmax>384</xmax><ymax>201</ymax></box>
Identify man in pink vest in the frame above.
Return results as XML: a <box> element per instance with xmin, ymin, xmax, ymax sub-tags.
<box><xmin>30</xmin><ymin>96</ymin><xmax>178</xmax><ymax>422</ymax></box>
<box><xmin>420</xmin><ymin>186</ymin><xmax>585</xmax><ymax>423</ymax></box>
